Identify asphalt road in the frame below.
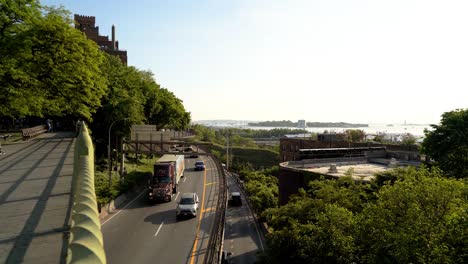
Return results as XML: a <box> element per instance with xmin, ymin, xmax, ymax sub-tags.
<box><xmin>224</xmin><ymin>172</ymin><xmax>265</xmax><ymax>264</ymax></box>
<box><xmin>102</xmin><ymin>156</ymin><xmax>220</xmax><ymax>264</ymax></box>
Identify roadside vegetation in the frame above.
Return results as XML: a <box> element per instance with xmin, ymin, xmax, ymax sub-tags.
<box><xmin>94</xmin><ymin>155</ymin><xmax>156</xmax><ymax>206</ymax></box>
<box><xmin>258</xmin><ymin>167</ymin><xmax>468</xmax><ymax>263</ymax></box>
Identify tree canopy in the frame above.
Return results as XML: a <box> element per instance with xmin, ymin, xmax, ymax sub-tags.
<box><xmin>422</xmin><ymin>108</ymin><xmax>468</xmax><ymax>179</ymax></box>
<box><xmin>0</xmin><ymin>0</ymin><xmax>107</xmax><ymax>119</ymax></box>
<box><xmin>260</xmin><ymin>167</ymin><xmax>468</xmax><ymax>263</ymax></box>
<box><xmin>0</xmin><ymin>0</ymin><xmax>191</xmax><ymax>155</ymax></box>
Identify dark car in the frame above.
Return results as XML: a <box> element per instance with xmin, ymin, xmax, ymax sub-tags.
<box><xmin>195</xmin><ymin>160</ymin><xmax>205</xmax><ymax>171</ymax></box>
<box><xmin>229</xmin><ymin>192</ymin><xmax>242</xmax><ymax>206</ymax></box>
<box><xmin>221</xmin><ymin>251</ymin><xmax>232</xmax><ymax>264</ymax></box>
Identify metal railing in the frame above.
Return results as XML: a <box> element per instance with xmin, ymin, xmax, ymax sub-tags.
<box><xmin>68</xmin><ymin>122</ymin><xmax>106</xmax><ymax>264</ymax></box>
<box><xmin>204</xmin><ymin>159</ymin><xmax>228</xmax><ymax>264</ymax></box>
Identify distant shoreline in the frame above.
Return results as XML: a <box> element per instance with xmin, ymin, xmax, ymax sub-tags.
<box><xmin>247</xmin><ymin>121</ymin><xmax>369</xmax><ymax>128</ymax></box>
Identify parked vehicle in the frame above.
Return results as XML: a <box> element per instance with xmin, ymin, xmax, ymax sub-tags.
<box><xmin>148</xmin><ymin>155</ymin><xmax>185</xmax><ymax>202</ymax></box>
<box><xmin>195</xmin><ymin>160</ymin><xmax>205</xmax><ymax>171</ymax></box>
<box><xmin>176</xmin><ymin>193</ymin><xmax>199</xmax><ymax>220</ymax></box>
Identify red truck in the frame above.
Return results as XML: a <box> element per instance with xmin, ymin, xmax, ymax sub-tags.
<box><xmin>148</xmin><ymin>155</ymin><xmax>185</xmax><ymax>202</ymax></box>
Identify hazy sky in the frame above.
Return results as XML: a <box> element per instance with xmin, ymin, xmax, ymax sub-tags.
<box><xmin>43</xmin><ymin>0</ymin><xmax>467</xmax><ymax>124</ymax></box>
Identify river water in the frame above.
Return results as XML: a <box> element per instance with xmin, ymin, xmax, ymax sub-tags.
<box><xmin>195</xmin><ymin>121</ymin><xmax>433</xmax><ymax>137</ymax></box>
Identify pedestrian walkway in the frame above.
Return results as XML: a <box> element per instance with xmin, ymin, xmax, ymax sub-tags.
<box><xmin>0</xmin><ymin>132</ymin><xmax>75</xmax><ymax>264</ymax></box>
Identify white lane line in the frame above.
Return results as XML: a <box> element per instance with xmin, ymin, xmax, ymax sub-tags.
<box><xmin>154</xmin><ymin>222</ymin><xmax>164</xmax><ymax>237</ymax></box>
<box><xmin>101</xmin><ymin>189</ymin><xmax>147</xmax><ymax>226</ymax></box>
<box><xmin>174</xmin><ymin>192</ymin><xmax>180</xmax><ymax>202</ymax></box>
<box><xmin>183</xmin><ymin>176</ymin><xmax>187</xmax><ymax>183</ymax></box>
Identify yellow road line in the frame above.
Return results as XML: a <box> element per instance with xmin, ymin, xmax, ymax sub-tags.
<box><xmin>205</xmin><ymin>182</ymin><xmax>217</xmax><ymax>186</ymax></box>
<box><xmin>203</xmin><ymin>207</ymin><xmax>215</xmax><ymax>213</ymax></box>
<box><xmin>190</xmin><ymin>163</ymin><xmax>207</xmax><ymax>264</ymax></box>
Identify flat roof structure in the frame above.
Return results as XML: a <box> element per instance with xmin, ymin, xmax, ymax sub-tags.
<box><xmin>305</xmin><ymin>162</ymin><xmax>387</xmax><ymax>181</ymax></box>
<box><xmin>278</xmin><ymin>146</ymin><xmax>422</xmax><ymax>205</ymax></box>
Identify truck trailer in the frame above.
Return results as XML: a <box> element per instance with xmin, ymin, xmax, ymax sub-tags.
<box><xmin>148</xmin><ymin>155</ymin><xmax>185</xmax><ymax>202</ymax></box>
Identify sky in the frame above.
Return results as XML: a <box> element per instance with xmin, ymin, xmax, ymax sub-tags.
<box><xmin>42</xmin><ymin>0</ymin><xmax>468</xmax><ymax>124</ymax></box>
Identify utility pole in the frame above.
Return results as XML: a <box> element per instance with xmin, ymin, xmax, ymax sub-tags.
<box><xmin>108</xmin><ymin>118</ymin><xmax>128</xmax><ymax>189</ymax></box>
<box><xmin>226</xmin><ymin>133</ymin><xmax>229</xmax><ymax>170</ymax></box>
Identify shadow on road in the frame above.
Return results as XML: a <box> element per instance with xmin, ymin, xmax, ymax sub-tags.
<box><xmin>0</xmin><ymin>135</ymin><xmax>74</xmax><ymax>264</ymax></box>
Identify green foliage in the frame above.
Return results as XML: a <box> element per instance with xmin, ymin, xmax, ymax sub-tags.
<box><xmin>0</xmin><ymin>1</ymin><xmax>190</xmax><ymax>150</ymax></box>
<box><xmin>243</xmin><ymin>170</ymin><xmax>278</xmax><ymax>217</ymax></box>
<box><xmin>90</xmin><ymin>55</ymin><xmax>191</xmax><ymax>156</ymax></box>
<box><xmin>358</xmin><ymin>167</ymin><xmax>468</xmax><ymax>263</ymax></box>
<box><xmin>149</xmin><ymin>88</ymin><xmax>191</xmax><ymax>130</ymax></box>
<box><xmin>260</xmin><ymin>167</ymin><xmax>468</xmax><ymax>263</ymax></box>
<box><xmin>0</xmin><ymin>2</ymin><xmax>107</xmax><ymax>119</ymax></box>
<box><xmin>206</xmin><ymin>143</ymin><xmax>279</xmax><ymax>169</ymax></box>
<box><xmin>401</xmin><ymin>132</ymin><xmax>417</xmax><ymax>145</ymax></box>
<box><xmin>422</xmin><ymin>108</ymin><xmax>468</xmax><ymax>178</ymax></box>
<box><xmin>308</xmin><ymin>176</ymin><xmax>371</xmax><ymax>213</ymax></box>
<box><xmin>345</xmin><ymin>129</ymin><xmax>366</xmax><ymax>142</ymax></box>
<box><xmin>94</xmin><ymin>163</ymin><xmax>152</xmax><ymax>205</ymax></box>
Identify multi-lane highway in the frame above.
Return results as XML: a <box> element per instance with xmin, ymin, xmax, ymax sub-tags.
<box><xmin>101</xmin><ymin>156</ymin><xmax>220</xmax><ymax>264</ymax></box>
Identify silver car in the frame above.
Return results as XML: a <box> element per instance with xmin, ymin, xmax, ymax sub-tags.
<box><xmin>176</xmin><ymin>193</ymin><xmax>199</xmax><ymax>220</ymax></box>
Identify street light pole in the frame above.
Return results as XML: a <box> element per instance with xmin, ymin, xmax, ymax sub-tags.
<box><xmin>108</xmin><ymin>118</ymin><xmax>128</xmax><ymax>189</ymax></box>
<box><xmin>226</xmin><ymin>133</ymin><xmax>229</xmax><ymax>170</ymax></box>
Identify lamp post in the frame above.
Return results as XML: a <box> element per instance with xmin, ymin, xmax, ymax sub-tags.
<box><xmin>108</xmin><ymin>118</ymin><xmax>128</xmax><ymax>189</ymax></box>
<box><xmin>226</xmin><ymin>133</ymin><xmax>229</xmax><ymax>170</ymax></box>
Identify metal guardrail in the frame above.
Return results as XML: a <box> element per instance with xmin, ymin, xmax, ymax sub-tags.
<box><xmin>204</xmin><ymin>159</ymin><xmax>228</xmax><ymax>264</ymax></box>
<box><xmin>67</xmin><ymin>122</ymin><xmax>106</xmax><ymax>264</ymax></box>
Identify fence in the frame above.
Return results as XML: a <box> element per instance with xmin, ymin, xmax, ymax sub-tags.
<box><xmin>204</xmin><ymin>159</ymin><xmax>227</xmax><ymax>264</ymax></box>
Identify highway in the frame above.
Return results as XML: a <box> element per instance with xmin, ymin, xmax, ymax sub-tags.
<box><xmin>101</xmin><ymin>156</ymin><xmax>220</xmax><ymax>264</ymax></box>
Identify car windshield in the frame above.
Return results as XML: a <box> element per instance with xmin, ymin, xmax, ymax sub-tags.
<box><xmin>157</xmin><ymin>176</ymin><xmax>170</xmax><ymax>183</ymax></box>
<box><xmin>180</xmin><ymin>197</ymin><xmax>195</xmax><ymax>204</ymax></box>
<box><xmin>195</xmin><ymin>161</ymin><xmax>204</xmax><ymax>165</ymax></box>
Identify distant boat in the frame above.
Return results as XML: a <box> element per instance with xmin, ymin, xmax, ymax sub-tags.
<box><xmin>387</xmin><ymin>124</ymin><xmax>394</xmax><ymax>127</ymax></box>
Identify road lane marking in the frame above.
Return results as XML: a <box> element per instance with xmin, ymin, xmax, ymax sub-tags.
<box><xmin>189</xmin><ymin>164</ymin><xmax>207</xmax><ymax>264</ymax></box>
<box><xmin>183</xmin><ymin>176</ymin><xmax>187</xmax><ymax>183</ymax></box>
<box><xmin>174</xmin><ymin>192</ymin><xmax>180</xmax><ymax>202</ymax></box>
<box><xmin>101</xmin><ymin>188</ymin><xmax>147</xmax><ymax>226</ymax></box>
<box><xmin>154</xmin><ymin>222</ymin><xmax>164</xmax><ymax>237</ymax></box>
<box><xmin>203</xmin><ymin>207</ymin><xmax>215</xmax><ymax>213</ymax></box>
<box><xmin>205</xmin><ymin>182</ymin><xmax>217</xmax><ymax>186</ymax></box>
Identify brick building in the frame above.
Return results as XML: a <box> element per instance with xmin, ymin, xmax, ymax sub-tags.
<box><xmin>74</xmin><ymin>14</ymin><xmax>128</xmax><ymax>65</ymax></box>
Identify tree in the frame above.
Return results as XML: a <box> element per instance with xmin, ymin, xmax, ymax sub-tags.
<box><xmin>422</xmin><ymin>109</ymin><xmax>468</xmax><ymax>178</ymax></box>
<box><xmin>260</xmin><ymin>167</ymin><xmax>467</xmax><ymax>263</ymax></box>
<box><xmin>0</xmin><ymin>2</ymin><xmax>107</xmax><ymax>119</ymax></box>
<box><xmin>345</xmin><ymin>129</ymin><xmax>366</xmax><ymax>142</ymax></box>
<box><xmin>358</xmin><ymin>167</ymin><xmax>468</xmax><ymax>263</ymax></box>
<box><xmin>401</xmin><ymin>133</ymin><xmax>416</xmax><ymax>145</ymax></box>
<box><xmin>149</xmin><ymin>88</ymin><xmax>191</xmax><ymax>130</ymax></box>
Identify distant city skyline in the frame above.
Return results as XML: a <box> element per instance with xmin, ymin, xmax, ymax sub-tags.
<box><xmin>43</xmin><ymin>0</ymin><xmax>468</xmax><ymax>124</ymax></box>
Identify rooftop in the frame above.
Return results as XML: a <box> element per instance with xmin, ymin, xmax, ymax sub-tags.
<box><xmin>281</xmin><ymin>157</ymin><xmax>421</xmax><ymax>182</ymax></box>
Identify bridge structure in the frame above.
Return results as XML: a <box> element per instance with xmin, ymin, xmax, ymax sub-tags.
<box><xmin>0</xmin><ymin>123</ymin><xmax>227</xmax><ymax>264</ymax></box>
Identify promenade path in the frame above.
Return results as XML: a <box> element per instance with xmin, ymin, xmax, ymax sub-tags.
<box><xmin>0</xmin><ymin>132</ymin><xmax>75</xmax><ymax>264</ymax></box>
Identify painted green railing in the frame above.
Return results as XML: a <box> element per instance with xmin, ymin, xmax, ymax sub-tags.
<box><xmin>68</xmin><ymin>122</ymin><xmax>106</xmax><ymax>263</ymax></box>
